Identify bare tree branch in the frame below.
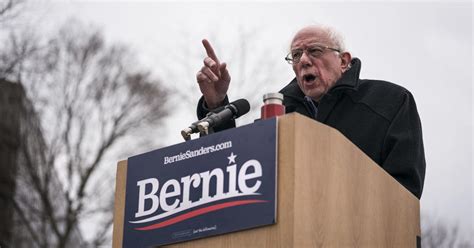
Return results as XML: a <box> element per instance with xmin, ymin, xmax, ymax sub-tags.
<box><xmin>12</xmin><ymin>198</ymin><xmax>44</xmax><ymax>248</ymax></box>
<box><xmin>421</xmin><ymin>214</ymin><xmax>473</xmax><ymax>247</ymax></box>
<box><xmin>0</xmin><ymin>0</ymin><xmax>24</xmax><ymax>23</ymax></box>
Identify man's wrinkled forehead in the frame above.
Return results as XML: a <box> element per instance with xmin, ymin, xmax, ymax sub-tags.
<box><xmin>291</xmin><ymin>28</ymin><xmax>332</xmax><ymax>49</ymax></box>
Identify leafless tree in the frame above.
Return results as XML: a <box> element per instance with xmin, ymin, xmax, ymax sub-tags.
<box><xmin>5</xmin><ymin>19</ymin><xmax>169</xmax><ymax>247</ymax></box>
<box><xmin>421</xmin><ymin>214</ymin><xmax>473</xmax><ymax>248</ymax></box>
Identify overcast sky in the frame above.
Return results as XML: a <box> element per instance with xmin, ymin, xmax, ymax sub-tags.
<box><xmin>25</xmin><ymin>0</ymin><xmax>473</xmax><ymax>241</ymax></box>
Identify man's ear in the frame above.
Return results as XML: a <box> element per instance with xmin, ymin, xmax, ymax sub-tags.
<box><xmin>340</xmin><ymin>52</ymin><xmax>352</xmax><ymax>72</ymax></box>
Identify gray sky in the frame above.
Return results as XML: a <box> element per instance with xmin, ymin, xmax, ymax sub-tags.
<box><xmin>26</xmin><ymin>0</ymin><xmax>473</xmax><ymax>241</ymax></box>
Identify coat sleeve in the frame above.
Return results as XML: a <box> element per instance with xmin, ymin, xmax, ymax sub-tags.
<box><xmin>381</xmin><ymin>90</ymin><xmax>426</xmax><ymax>199</ymax></box>
<box><xmin>196</xmin><ymin>95</ymin><xmax>236</xmax><ymax>132</ymax></box>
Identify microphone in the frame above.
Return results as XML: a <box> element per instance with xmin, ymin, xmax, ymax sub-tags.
<box><xmin>181</xmin><ymin>99</ymin><xmax>250</xmax><ymax>140</ymax></box>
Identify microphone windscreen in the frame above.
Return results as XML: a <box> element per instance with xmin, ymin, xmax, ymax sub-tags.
<box><xmin>231</xmin><ymin>99</ymin><xmax>251</xmax><ymax>118</ymax></box>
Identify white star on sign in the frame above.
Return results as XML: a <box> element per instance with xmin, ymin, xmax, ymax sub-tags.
<box><xmin>227</xmin><ymin>152</ymin><xmax>237</xmax><ymax>164</ymax></box>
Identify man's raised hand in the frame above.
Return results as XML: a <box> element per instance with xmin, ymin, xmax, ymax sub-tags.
<box><xmin>196</xmin><ymin>39</ymin><xmax>231</xmax><ymax>109</ymax></box>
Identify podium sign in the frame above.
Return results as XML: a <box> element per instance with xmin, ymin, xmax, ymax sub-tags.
<box><xmin>122</xmin><ymin>118</ymin><xmax>278</xmax><ymax>247</ymax></box>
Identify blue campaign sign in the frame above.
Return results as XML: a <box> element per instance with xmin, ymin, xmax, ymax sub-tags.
<box><xmin>122</xmin><ymin>118</ymin><xmax>277</xmax><ymax>247</ymax></box>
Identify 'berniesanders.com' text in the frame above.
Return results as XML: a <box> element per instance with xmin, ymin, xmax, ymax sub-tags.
<box><xmin>163</xmin><ymin>141</ymin><xmax>232</xmax><ymax>165</ymax></box>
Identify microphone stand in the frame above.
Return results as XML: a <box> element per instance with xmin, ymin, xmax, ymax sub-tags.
<box><xmin>181</xmin><ymin>113</ymin><xmax>215</xmax><ymax>141</ymax></box>
<box><xmin>180</xmin><ymin>122</ymin><xmax>212</xmax><ymax>141</ymax></box>
<box><xmin>197</xmin><ymin>122</ymin><xmax>210</xmax><ymax>136</ymax></box>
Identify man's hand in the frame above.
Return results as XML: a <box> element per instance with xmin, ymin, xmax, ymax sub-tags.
<box><xmin>196</xmin><ymin>39</ymin><xmax>231</xmax><ymax>109</ymax></box>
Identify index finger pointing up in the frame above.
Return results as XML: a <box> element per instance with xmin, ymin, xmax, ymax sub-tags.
<box><xmin>202</xmin><ymin>39</ymin><xmax>220</xmax><ymax>64</ymax></box>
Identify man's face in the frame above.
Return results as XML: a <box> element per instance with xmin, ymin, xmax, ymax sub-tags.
<box><xmin>291</xmin><ymin>28</ymin><xmax>348</xmax><ymax>101</ymax></box>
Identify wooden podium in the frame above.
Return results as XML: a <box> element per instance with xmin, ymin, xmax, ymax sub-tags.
<box><xmin>113</xmin><ymin>113</ymin><xmax>420</xmax><ymax>247</ymax></box>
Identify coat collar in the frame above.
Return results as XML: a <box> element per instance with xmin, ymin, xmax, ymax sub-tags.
<box><xmin>332</xmin><ymin>57</ymin><xmax>361</xmax><ymax>91</ymax></box>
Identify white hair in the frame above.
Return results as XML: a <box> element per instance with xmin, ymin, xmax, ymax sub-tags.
<box><xmin>291</xmin><ymin>24</ymin><xmax>348</xmax><ymax>52</ymax></box>
<box><xmin>322</xmin><ymin>25</ymin><xmax>347</xmax><ymax>52</ymax></box>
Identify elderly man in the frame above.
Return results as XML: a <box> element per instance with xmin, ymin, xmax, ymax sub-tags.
<box><xmin>195</xmin><ymin>25</ymin><xmax>425</xmax><ymax>199</ymax></box>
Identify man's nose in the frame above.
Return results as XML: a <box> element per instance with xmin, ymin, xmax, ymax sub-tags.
<box><xmin>299</xmin><ymin>51</ymin><xmax>312</xmax><ymax>66</ymax></box>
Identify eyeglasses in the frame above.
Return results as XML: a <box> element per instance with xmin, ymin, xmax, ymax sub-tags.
<box><xmin>285</xmin><ymin>45</ymin><xmax>341</xmax><ymax>64</ymax></box>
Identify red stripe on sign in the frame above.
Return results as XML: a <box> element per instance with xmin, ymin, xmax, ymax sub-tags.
<box><xmin>134</xmin><ymin>199</ymin><xmax>267</xmax><ymax>231</ymax></box>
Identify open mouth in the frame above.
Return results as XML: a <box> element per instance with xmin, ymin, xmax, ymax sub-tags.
<box><xmin>303</xmin><ymin>74</ymin><xmax>317</xmax><ymax>84</ymax></box>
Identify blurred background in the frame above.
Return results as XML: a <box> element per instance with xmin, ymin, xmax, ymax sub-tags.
<box><xmin>0</xmin><ymin>0</ymin><xmax>472</xmax><ymax>247</ymax></box>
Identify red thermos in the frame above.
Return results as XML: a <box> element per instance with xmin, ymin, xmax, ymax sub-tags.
<box><xmin>261</xmin><ymin>93</ymin><xmax>285</xmax><ymax>119</ymax></box>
